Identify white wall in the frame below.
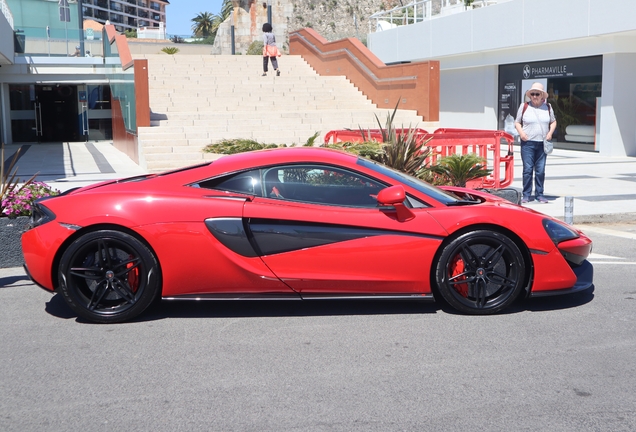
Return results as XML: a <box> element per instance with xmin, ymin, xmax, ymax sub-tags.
<box><xmin>599</xmin><ymin>53</ymin><xmax>636</xmax><ymax>157</ymax></box>
<box><xmin>440</xmin><ymin>65</ymin><xmax>499</xmax><ymax>129</ymax></box>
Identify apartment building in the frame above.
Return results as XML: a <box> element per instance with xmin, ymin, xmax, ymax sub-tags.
<box><xmin>81</xmin><ymin>0</ymin><xmax>168</xmax><ymax>33</ymax></box>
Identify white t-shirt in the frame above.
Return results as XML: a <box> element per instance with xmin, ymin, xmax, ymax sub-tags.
<box><xmin>515</xmin><ymin>102</ymin><xmax>556</xmax><ymax>142</ymax></box>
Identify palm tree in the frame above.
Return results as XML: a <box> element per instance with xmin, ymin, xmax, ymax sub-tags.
<box><xmin>191</xmin><ymin>1</ymin><xmax>233</xmax><ymax>39</ymax></box>
<box><xmin>191</xmin><ymin>12</ymin><xmax>218</xmax><ymax>37</ymax></box>
<box><xmin>220</xmin><ymin>0</ymin><xmax>233</xmax><ymax>20</ymax></box>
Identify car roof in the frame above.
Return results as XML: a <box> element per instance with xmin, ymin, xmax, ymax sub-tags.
<box><xmin>214</xmin><ymin>146</ymin><xmax>357</xmax><ymax>169</ymax></box>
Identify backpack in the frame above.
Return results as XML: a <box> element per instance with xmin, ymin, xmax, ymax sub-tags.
<box><xmin>520</xmin><ymin>102</ymin><xmax>552</xmax><ymax>126</ymax></box>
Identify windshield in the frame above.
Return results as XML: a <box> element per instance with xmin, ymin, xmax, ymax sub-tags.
<box><xmin>357</xmin><ymin>157</ymin><xmax>461</xmax><ymax>205</ymax></box>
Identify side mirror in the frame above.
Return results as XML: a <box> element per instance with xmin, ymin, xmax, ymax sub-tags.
<box><xmin>377</xmin><ymin>185</ymin><xmax>415</xmax><ymax>222</ymax></box>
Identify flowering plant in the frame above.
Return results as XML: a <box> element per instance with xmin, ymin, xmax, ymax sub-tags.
<box><xmin>1</xmin><ymin>181</ymin><xmax>60</xmax><ymax>218</ymax></box>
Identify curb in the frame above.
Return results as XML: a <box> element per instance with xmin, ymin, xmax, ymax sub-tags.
<box><xmin>568</xmin><ymin>212</ymin><xmax>636</xmax><ymax>225</ymax></box>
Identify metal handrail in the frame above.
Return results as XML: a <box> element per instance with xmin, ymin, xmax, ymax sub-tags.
<box><xmin>369</xmin><ymin>0</ymin><xmax>497</xmax><ymax>33</ymax></box>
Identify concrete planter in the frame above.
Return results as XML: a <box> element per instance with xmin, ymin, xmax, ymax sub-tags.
<box><xmin>0</xmin><ymin>216</ymin><xmax>30</xmax><ymax>269</ymax></box>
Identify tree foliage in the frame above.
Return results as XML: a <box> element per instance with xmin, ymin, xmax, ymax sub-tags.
<box><xmin>191</xmin><ymin>12</ymin><xmax>218</xmax><ymax>37</ymax></box>
<box><xmin>191</xmin><ymin>1</ymin><xmax>232</xmax><ymax>39</ymax></box>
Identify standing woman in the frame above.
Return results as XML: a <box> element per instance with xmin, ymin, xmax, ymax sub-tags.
<box><xmin>262</xmin><ymin>23</ymin><xmax>281</xmax><ymax>76</ymax></box>
<box><xmin>515</xmin><ymin>82</ymin><xmax>557</xmax><ymax>203</ymax></box>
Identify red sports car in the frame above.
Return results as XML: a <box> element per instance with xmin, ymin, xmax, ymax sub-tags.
<box><xmin>22</xmin><ymin>147</ymin><xmax>593</xmax><ymax>323</ymax></box>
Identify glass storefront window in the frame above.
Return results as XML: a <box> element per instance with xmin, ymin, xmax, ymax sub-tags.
<box><xmin>498</xmin><ymin>56</ymin><xmax>602</xmax><ymax>150</ymax></box>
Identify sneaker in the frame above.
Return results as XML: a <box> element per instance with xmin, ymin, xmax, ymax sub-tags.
<box><xmin>262</xmin><ymin>73</ymin><xmax>267</xmax><ymax>76</ymax></box>
<box><xmin>521</xmin><ymin>197</ymin><xmax>530</xmax><ymax>204</ymax></box>
<box><xmin>536</xmin><ymin>196</ymin><xmax>548</xmax><ymax>203</ymax></box>
<box><xmin>276</xmin><ymin>69</ymin><xmax>281</xmax><ymax>76</ymax></box>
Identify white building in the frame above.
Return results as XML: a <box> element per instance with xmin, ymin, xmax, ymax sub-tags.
<box><xmin>368</xmin><ymin>0</ymin><xmax>636</xmax><ymax>157</ymax></box>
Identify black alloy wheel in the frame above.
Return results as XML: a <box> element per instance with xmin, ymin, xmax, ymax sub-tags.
<box><xmin>435</xmin><ymin>230</ymin><xmax>526</xmax><ymax>314</ymax></box>
<box><xmin>58</xmin><ymin>230</ymin><xmax>160</xmax><ymax>323</ymax></box>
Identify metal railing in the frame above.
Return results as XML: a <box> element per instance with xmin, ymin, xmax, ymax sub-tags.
<box><xmin>369</xmin><ymin>0</ymin><xmax>497</xmax><ymax>33</ymax></box>
<box><xmin>13</xmin><ymin>26</ymin><xmax>104</xmax><ymax>57</ymax></box>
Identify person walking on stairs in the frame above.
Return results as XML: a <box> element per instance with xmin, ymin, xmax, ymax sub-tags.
<box><xmin>262</xmin><ymin>23</ymin><xmax>281</xmax><ymax>76</ymax></box>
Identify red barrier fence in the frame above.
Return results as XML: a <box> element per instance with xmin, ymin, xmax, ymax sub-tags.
<box><xmin>324</xmin><ymin>128</ymin><xmax>514</xmax><ymax>189</ymax></box>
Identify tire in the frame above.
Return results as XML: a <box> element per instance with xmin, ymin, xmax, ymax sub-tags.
<box><xmin>58</xmin><ymin>230</ymin><xmax>161</xmax><ymax>323</ymax></box>
<box><xmin>435</xmin><ymin>230</ymin><xmax>526</xmax><ymax>315</ymax></box>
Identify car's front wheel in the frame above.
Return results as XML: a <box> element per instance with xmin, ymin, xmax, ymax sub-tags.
<box><xmin>435</xmin><ymin>230</ymin><xmax>526</xmax><ymax>315</ymax></box>
<box><xmin>58</xmin><ymin>230</ymin><xmax>161</xmax><ymax>323</ymax></box>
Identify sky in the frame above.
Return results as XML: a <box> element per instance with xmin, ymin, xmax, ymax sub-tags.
<box><xmin>165</xmin><ymin>0</ymin><xmax>224</xmax><ymax>36</ymax></box>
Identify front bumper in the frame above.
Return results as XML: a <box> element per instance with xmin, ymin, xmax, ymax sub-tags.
<box><xmin>530</xmin><ymin>260</ymin><xmax>593</xmax><ymax>297</ymax></box>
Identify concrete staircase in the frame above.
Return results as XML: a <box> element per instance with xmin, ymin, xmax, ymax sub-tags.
<box><xmin>135</xmin><ymin>54</ymin><xmax>436</xmax><ymax>172</ymax></box>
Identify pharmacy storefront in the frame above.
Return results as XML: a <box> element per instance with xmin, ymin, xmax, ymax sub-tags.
<box><xmin>498</xmin><ymin>56</ymin><xmax>602</xmax><ymax>150</ymax></box>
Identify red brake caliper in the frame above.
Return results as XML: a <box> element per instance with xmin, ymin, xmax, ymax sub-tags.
<box><xmin>127</xmin><ymin>255</ymin><xmax>139</xmax><ymax>293</ymax></box>
<box><xmin>450</xmin><ymin>254</ymin><xmax>469</xmax><ymax>297</ymax></box>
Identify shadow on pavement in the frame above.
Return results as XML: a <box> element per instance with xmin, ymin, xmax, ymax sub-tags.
<box><xmin>43</xmin><ymin>286</ymin><xmax>595</xmax><ymax>323</ymax></box>
<box><xmin>0</xmin><ymin>274</ymin><xmax>31</xmax><ymax>288</ymax></box>
<box><xmin>523</xmin><ymin>286</ymin><xmax>595</xmax><ymax>312</ymax></box>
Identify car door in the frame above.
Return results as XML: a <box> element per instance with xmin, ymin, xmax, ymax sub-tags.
<box><xmin>242</xmin><ymin>164</ymin><xmax>449</xmax><ymax>295</ymax></box>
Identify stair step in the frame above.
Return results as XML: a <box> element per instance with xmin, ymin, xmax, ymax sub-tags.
<box><xmin>135</xmin><ymin>54</ymin><xmax>432</xmax><ymax>172</ymax></box>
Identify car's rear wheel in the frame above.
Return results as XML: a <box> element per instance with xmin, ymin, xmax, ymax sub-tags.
<box><xmin>58</xmin><ymin>230</ymin><xmax>160</xmax><ymax>323</ymax></box>
<box><xmin>435</xmin><ymin>230</ymin><xmax>526</xmax><ymax>315</ymax></box>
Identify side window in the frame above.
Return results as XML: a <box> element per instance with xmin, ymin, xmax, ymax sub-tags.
<box><xmin>196</xmin><ymin>169</ymin><xmax>261</xmax><ymax>195</ymax></box>
<box><xmin>263</xmin><ymin>164</ymin><xmax>386</xmax><ymax>208</ymax></box>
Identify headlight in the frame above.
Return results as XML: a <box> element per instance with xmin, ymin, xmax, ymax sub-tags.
<box><xmin>29</xmin><ymin>202</ymin><xmax>56</xmax><ymax>229</ymax></box>
<box><xmin>542</xmin><ymin>219</ymin><xmax>579</xmax><ymax>244</ymax></box>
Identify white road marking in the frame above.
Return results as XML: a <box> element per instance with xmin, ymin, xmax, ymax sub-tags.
<box><xmin>589</xmin><ymin>252</ymin><xmax>624</xmax><ymax>260</ymax></box>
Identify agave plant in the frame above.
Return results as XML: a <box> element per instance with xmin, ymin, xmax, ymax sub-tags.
<box><xmin>380</xmin><ymin>126</ymin><xmax>432</xmax><ymax>178</ymax></box>
<box><xmin>358</xmin><ymin>101</ymin><xmax>433</xmax><ymax>178</ymax></box>
<box><xmin>428</xmin><ymin>153</ymin><xmax>491</xmax><ymax>187</ymax></box>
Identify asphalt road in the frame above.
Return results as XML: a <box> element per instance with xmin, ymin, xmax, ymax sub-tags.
<box><xmin>1</xmin><ymin>223</ymin><xmax>635</xmax><ymax>432</ymax></box>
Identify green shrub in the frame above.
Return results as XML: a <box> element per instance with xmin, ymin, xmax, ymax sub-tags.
<box><xmin>323</xmin><ymin>141</ymin><xmax>385</xmax><ymax>161</ymax></box>
<box><xmin>203</xmin><ymin>139</ymin><xmax>280</xmax><ymax>155</ymax></box>
<box><xmin>246</xmin><ymin>40</ymin><xmax>264</xmax><ymax>55</ymax></box>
